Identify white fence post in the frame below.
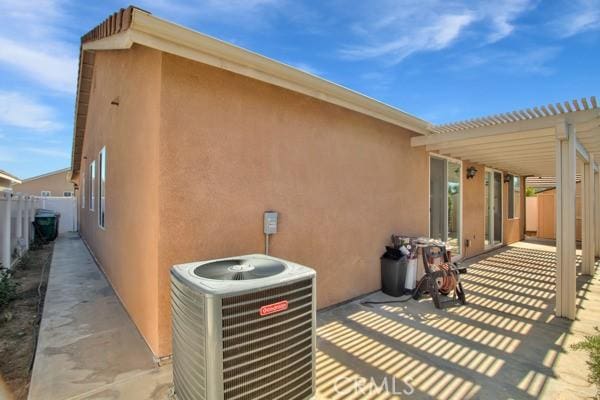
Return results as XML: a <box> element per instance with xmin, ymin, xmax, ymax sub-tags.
<box><xmin>15</xmin><ymin>194</ymin><xmax>23</xmax><ymax>241</ymax></box>
<box><xmin>30</xmin><ymin>197</ymin><xmax>36</xmax><ymax>244</ymax></box>
<box><xmin>0</xmin><ymin>191</ymin><xmax>12</xmax><ymax>269</ymax></box>
<box><xmin>24</xmin><ymin>196</ymin><xmax>32</xmax><ymax>250</ymax></box>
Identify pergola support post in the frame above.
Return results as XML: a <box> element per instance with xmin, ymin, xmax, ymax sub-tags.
<box><xmin>555</xmin><ymin>121</ymin><xmax>577</xmax><ymax>319</ymax></box>
<box><xmin>582</xmin><ymin>155</ymin><xmax>595</xmax><ymax>275</ymax></box>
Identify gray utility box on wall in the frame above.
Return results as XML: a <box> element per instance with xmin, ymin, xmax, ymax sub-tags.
<box><xmin>170</xmin><ymin>254</ymin><xmax>316</xmax><ymax>400</ymax></box>
<box><xmin>263</xmin><ymin>211</ymin><xmax>278</xmax><ymax>234</ymax></box>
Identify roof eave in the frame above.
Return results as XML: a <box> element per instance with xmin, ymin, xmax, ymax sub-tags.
<box><xmin>70</xmin><ymin>7</ymin><xmax>431</xmax><ymax>178</ymax></box>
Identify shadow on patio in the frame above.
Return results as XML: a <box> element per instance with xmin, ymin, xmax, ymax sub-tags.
<box><xmin>315</xmin><ymin>242</ymin><xmax>599</xmax><ymax>399</ymax></box>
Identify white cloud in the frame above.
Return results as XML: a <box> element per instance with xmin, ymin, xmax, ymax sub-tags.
<box><xmin>481</xmin><ymin>0</ymin><xmax>535</xmax><ymax>42</ymax></box>
<box><xmin>136</xmin><ymin>0</ymin><xmax>283</xmax><ymax>22</ymax></box>
<box><xmin>0</xmin><ymin>146</ymin><xmax>17</xmax><ymax>163</ymax></box>
<box><xmin>341</xmin><ymin>12</ymin><xmax>475</xmax><ymax>63</ymax></box>
<box><xmin>284</xmin><ymin>61</ymin><xmax>323</xmax><ymax>76</ymax></box>
<box><xmin>23</xmin><ymin>147</ymin><xmax>70</xmax><ymax>159</ymax></box>
<box><xmin>451</xmin><ymin>46</ymin><xmax>561</xmax><ymax>75</ymax></box>
<box><xmin>339</xmin><ymin>0</ymin><xmax>535</xmax><ymax>64</ymax></box>
<box><xmin>0</xmin><ymin>37</ymin><xmax>77</xmax><ymax>94</ymax></box>
<box><xmin>0</xmin><ymin>0</ymin><xmax>77</xmax><ymax>94</ymax></box>
<box><xmin>0</xmin><ymin>91</ymin><xmax>62</xmax><ymax>131</ymax></box>
<box><xmin>555</xmin><ymin>0</ymin><xmax>600</xmax><ymax>37</ymax></box>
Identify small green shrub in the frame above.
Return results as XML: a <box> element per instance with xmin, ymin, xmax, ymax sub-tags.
<box><xmin>525</xmin><ymin>187</ymin><xmax>537</xmax><ymax>197</ymax></box>
<box><xmin>572</xmin><ymin>328</ymin><xmax>600</xmax><ymax>398</ymax></box>
<box><xmin>0</xmin><ymin>268</ymin><xmax>18</xmax><ymax>309</ymax></box>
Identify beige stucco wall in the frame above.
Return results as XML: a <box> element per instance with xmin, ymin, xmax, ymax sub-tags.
<box><xmin>13</xmin><ymin>170</ymin><xmax>73</xmax><ymax>196</ymax></box>
<box><xmin>536</xmin><ymin>183</ymin><xmax>582</xmax><ymax>241</ymax></box>
<box><xmin>76</xmin><ymin>45</ymin><xmax>162</xmax><ymax>355</ymax></box>
<box><xmin>76</xmin><ymin>44</ymin><xmax>532</xmax><ymax>358</ymax></box>
<box><xmin>462</xmin><ymin>162</ymin><xmax>486</xmax><ymax>257</ymax></box>
<box><xmin>0</xmin><ymin>177</ymin><xmax>12</xmax><ymax>190</ymax></box>
<box><xmin>503</xmin><ymin>176</ymin><xmax>526</xmax><ymax>244</ymax></box>
<box><xmin>155</xmin><ymin>53</ymin><xmax>429</xmax><ymax>356</ymax></box>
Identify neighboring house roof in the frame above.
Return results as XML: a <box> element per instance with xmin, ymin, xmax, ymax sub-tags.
<box><xmin>20</xmin><ymin>167</ymin><xmax>70</xmax><ymax>183</ymax></box>
<box><xmin>526</xmin><ymin>175</ymin><xmax>582</xmax><ymax>189</ymax></box>
<box><xmin>0</xmin><ymin>169</ymin><xmax>21</xmax><ymax>185</ymax></box>
<box><xmin>70</xmin><ymin>6</ymin><xmax>431</xmax><ymax>179</ymax></box>
<box><xmin>431</xmin><ymin>97</ymin><xmax>599</xmax><ymax>135</ymax></box>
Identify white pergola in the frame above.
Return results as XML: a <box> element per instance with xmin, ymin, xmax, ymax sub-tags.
<box><xmin>412</xmin><ymin>97</ymin><xmax>600</xmax><ymax>319</ymax></box>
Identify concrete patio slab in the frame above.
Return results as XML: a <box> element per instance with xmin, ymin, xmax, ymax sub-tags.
<box><xmin>315</xmin><ymin>243</ymin><xmax>600</xmax><ymax>399</ymax></box>
<box><xmin>28</xmin><ymin>233</ymin><xmax>172</xmax><ymax>400</ymax></box>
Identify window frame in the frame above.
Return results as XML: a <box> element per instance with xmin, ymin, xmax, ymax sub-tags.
<box><xmin>508</xmin><ymin>175</ymin><xmax>521</xmax><ymax>219</ymax></box>
<box><xmin>98</xmin><ymin>147</ymin><xmax>106</xmax><ymax>229</ymax></box>
<box><xmin>81</xmin><ymin>172</ymin><xmax>85</xmax><ymax>208</ymax></box>
<box><xmin>63</xmin><ymin>191</ymin><xmax>73</xmax><ymax>197</ymax></box>
<box><xmin>89</xmin><ymin>160</ymin><xmax>96</xmax><ymax>211</ymax></box>
<box><xmin>40</xmin><ymin>191</ymin><xmax>51</xmax><ymax>197</ymax></box>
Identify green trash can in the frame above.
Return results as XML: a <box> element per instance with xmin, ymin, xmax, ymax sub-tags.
<box><xmin>35</xmin><ymin>209</ymin><xmax>60</xmax><ymax>242</ymax></box>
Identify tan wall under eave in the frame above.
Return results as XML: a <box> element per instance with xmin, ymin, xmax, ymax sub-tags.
<box><xmin>536</xmin><ymin>183</ymin><xmax>582</xmax><ymax>241</ymax></box>
<box><xmin>156</xmin><ymin>53</ymin><xmax>429</xmax><ymax>356</ymax></box>
<box><xmin>13</xmin><ymin>170</ymin><xmax>74</xmax><ymax>196</ymax></box>
<box><xmin>503</xmin><ymin>175</ymin><xmax>525</xmax><ymax>244</ymax></box>
<box><xmin>0</xmin><ymin>178</ymin><xmax>12</xmax><ymax>190</ymax></box>
<box><xmin>462</xmin><ymin>162</ymin><xmax>486</xmax><ymax>257</ymax></box>
<box><xmin>77</xmin><ymin>45</ymin><xmax>162</xmax><ymax>356</ymax></box>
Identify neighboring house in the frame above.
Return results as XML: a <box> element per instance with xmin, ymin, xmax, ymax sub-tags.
<box><xmin>13</xmin><ymin>168</ymin><xmax>74</xmax><ymax>197</ymax></box>
<box><xmin>526</xmin><ymin>175</ymin><xmax>582</xmax><ymax>193</ymax></box>
<box><xmin>0</xmin><ymin>169</ymin><xmax>21</xmax><ymax>190</ymax></box>
<box><xmin>525</xmin><ymin>177</ymin><xmax>582</xmax><ymax>240</ymax></box>
<box><xmin>71</xmin><ymin>7</ymin><xmax>598</xmax><ymax>358</ymax></box>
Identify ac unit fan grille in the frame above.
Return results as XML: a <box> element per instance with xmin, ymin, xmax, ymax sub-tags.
<box><xmin>221</xmin><ymin>279</ymin><xmax>314</xmax><ymax>400</ymax></box>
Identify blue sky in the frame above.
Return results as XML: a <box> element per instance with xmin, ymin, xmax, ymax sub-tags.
<box><xmin>1</xmin><ymin>0</ymin><xmax>599</xmax><ymax>178</ymax></box>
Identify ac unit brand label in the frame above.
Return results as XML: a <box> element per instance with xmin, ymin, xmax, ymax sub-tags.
<box><xmin>259</xmin><ymin>300</ymin><xmax>288</xmax><ymax>316</ymax></box>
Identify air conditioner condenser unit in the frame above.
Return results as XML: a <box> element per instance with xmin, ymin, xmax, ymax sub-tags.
<box><xmin>171</xmin><ymin>254</ymin><xmax>317</xmax><ymax>400</ymax></box>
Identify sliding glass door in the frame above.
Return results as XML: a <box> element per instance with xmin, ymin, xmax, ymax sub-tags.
<box><xmin>484</xmin><ymin>169</ymin><xmax>503</xmax><ymax>248</ymax></box>
<box><xmin>429</xmin><ymin>156</ymin><xmax>462</xmax><ymax>256</ymax></box>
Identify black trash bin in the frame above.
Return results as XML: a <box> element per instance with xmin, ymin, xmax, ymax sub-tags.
<box><xmin>34</xmin><ymin>209</ymin><xmax>60</xmax><ymax>242</ymax></box>
<box><xmin>381</xmin><ymin>247</ymin><xmax>408</xmax><ymax>297</ymax></box>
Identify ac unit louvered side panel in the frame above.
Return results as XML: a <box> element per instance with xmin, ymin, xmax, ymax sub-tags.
<box><xmin>221</xmin><ymin>279</ymin><xmax>314</xmax><ymax>400</ymax></box>
<box><xmin>172</xmin><ymin>275</ymin><xmax>207</xmax><ymax>400</ymax></box>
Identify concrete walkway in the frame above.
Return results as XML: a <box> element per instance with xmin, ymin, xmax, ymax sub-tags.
<box><xmin>28</xmin><ymin>233</ymin><xmax>172</xmax><ymax>400</ymax></box>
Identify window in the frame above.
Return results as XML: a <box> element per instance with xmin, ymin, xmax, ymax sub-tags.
<box><xmin>41</xmin><ymin>191</ymin><xmax>51</xmax><ymax>197</ymax></box>
<box><xmin>81</xmin><ymin>173</ymin><xmax>85</xmax><ymax>208</ymax></box>
<box><xmin>508</xmin><ymin>175</ymin><xmax>521</xmax><ymax>219</ymax></box>
<box><xmin>429</xmin><ymin>156</ymin><xmax>462</xmax><ymax>256</ymax></box>
<box><xmin>89</xmin><ymin>160</ymin><xmax>96</xmax><ymax>210</ymax></box>
<box><xmin>98</xmin><ymin>147</ymin><xmax>106</xmax><ymax>228</ymax></box>
<box><xmin>63</xmin><ymin>191</ymin><xmax>73</xmax><ymax>197</ymax></box>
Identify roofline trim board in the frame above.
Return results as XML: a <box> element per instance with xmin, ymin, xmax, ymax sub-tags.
<box><xmin>412</xmin><ymin>109</ymin><xmax>600</xmax><ymax>147</ymax></box>
<box><xmin>19</xmin><ymin>167</ymin><xmax>70</xmax><ymax>183</ymax></box>
<box><xmin>71</xmin><ymin>7</ymin><xmax>432</xmax><ymax>178</ymax></box>
<box><xmin>0</xmin><ymin>171</ymin><xmax>21</xmax><ymax>184</ymax></box>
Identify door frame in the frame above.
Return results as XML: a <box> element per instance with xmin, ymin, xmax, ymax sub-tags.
<box><xmin>483</xmin><ymin>167</ymin><xmax>504</xmax><ymax>250</ymax></box>
<box><xmin>428</xmin><ymin>153</ymin><xmax>464</xmax><ymax>260</ymax></box>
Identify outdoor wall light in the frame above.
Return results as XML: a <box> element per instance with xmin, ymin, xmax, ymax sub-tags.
<box><xmin>466</xmin><ymin>166</ymin><xmax>478</xmax><ymax>179</ymax></box>
<box><xmin>504</xmin><ymin>174</ymin><xmax>513</xmax><ymax>183</ymax></box>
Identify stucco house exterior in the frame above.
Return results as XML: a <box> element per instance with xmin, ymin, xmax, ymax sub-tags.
<box><xmin>71</xmin><ymin>7</ymin><xmax>599</xmax><ymax>360</ymax></box>
<box><xmin>0</xmin><ymin>169</ymin><xmax>21</xmax><ymax>190</ymax></box>
<box><xmin>12</xmin><ymin>168</ymin><xmax>74</xmax><ymax>197</ymax></box>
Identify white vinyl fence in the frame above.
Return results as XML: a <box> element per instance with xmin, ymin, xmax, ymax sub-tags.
<box><xmin>0</xmin><ymin>190</ymin><xmax>40</xmax><ymax>269</ymax></box>
<box><xmin>39</xmin><ymin>196</ymin><xmax>78</xmax><ymax>234</ymax></box>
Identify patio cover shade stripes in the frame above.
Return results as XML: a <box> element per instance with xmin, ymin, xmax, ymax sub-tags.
<box><xmin>412</xmin><ymin>97</ymin><xmax>600</xmax><ymax>320</ymax></box>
